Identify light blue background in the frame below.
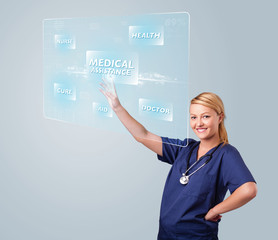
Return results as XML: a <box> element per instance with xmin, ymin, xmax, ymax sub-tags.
<box><xmin>0</xmin><ymin>0</ymin><xmax>276</xmax><ymax>240</ymax></box>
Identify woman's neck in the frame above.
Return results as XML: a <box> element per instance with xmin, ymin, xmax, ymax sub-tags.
<box><xmin>199</xmin><ymin>137</ymin><xmax>221</xmax><ymax>151</ymax></box>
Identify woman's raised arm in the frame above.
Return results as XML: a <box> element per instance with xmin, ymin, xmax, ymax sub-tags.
<box><xmin>99</xmin><ymin>78</ymin><xmax>163</xmax><ymax>156</ymax></box>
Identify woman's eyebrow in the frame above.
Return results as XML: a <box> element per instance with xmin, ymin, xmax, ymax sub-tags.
<box><xmin>190</xmin><ymin>112</ymin><xmax>211</xmax><ymax>115</ymax></box>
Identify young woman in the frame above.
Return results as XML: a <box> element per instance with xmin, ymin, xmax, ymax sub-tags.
<box><xmin>100</xmin><ymin>79</ymin><xmax>257</xmax><ymax>240</ymax></box>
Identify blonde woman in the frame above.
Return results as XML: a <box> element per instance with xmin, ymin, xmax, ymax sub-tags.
<box><xmin>100</xmin><ymin>79</ymin><xmax>257</xmax><ymax>240</ymax></box>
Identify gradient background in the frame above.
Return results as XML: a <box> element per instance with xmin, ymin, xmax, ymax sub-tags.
<box><xmin>0</xmin><ymin>0</ymin><xmax>276</xmax><ymax>239</ymax></box>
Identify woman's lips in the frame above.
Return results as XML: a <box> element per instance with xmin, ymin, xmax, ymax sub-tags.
<box><xmin>196</xmin><ymin>128</ymin><xmax>207</xmax><ymax>133</ymax></box>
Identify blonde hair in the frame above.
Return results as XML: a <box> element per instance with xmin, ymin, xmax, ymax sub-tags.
<box><xmin>191</xmin><ymin>92</ymin><xmax>229</xmax><ymax>145</ymax></box>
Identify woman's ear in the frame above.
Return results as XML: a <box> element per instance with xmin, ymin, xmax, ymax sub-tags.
<box><xmin>218</xmin><ymin>112</ymin><xmax>224</xmax><ymax>123</ymax></box>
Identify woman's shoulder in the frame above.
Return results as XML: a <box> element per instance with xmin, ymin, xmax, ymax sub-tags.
<box><xmin>180</xmin><ymin>138</ymin><xmax>198</xmax><ymax>148</ymax></box>
<box><xmin>161</xmin><ymin>137</ymin><xmax>198</xmax><ymax>147</ymax></box>
<box><xmin>184</xmin><ymin>138</ymin><xmax>198</xmax><ymax>146</ymax></box>
<box><xmin>220</xmin><ymin>142</ymin><xmax>242</xmax><ymax>159</ymax></box>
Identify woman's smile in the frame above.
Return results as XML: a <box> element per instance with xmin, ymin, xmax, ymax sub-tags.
<box><xmin>196</xmin><ymin>128</ymin><xmax>207</xmax><ymax>133</ymax></box>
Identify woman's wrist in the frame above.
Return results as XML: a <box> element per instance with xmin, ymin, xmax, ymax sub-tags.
<box><xmin>114</xmin><ymin>104</ymin><xmax>124</xmax><ymax>113</ymax></box>
<box><xmin>211</xmin><ymin>205</ymin><xmax>221</xmax><ymax>215</ymax></box>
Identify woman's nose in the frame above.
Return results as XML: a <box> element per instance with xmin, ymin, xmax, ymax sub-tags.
<box><xmin>197</xmin><ymin>118</ymin><xmax>203</xmax><ymax>126</ymax></box>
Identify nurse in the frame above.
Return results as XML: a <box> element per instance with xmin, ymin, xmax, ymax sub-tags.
<box><xmin>100</xmin><ymin>79</ymin><xmax>257</xmax><ymax>240</ymax></box>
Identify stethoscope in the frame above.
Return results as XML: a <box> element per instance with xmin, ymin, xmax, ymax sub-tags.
<box><xmin>180</xmin><ymin>142</ymin><xmax>223</xmax><ymax>185</ymax></box>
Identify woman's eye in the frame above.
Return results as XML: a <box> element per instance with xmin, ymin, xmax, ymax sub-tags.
<box><xmin>203</xmin><ymin>115</ymin><xmax>210</xmax><ymax>119</ymax></box>
<box><xmin>191</xmin><ymin>116</ymin><xmax>196</xmax><ymax>120</ymax></box>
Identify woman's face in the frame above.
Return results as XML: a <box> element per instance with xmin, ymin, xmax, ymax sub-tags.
<box><xmin>190</xmin><ymin>104</ymin><xmax>223</xmax><ymax>142</ymax></box>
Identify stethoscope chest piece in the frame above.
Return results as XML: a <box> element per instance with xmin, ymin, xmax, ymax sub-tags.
<box><xmin>180</xmin><ymin>174</ymin><xmax>189</xmax><ymax>185</ymax></box>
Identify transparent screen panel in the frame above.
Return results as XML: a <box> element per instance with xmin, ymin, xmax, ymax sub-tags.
<box><xmin>43</xmin><ymin>12</ymin><xmax>190</xmax><ymax>145</ymax></box>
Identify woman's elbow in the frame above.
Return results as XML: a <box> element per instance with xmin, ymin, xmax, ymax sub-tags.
<box><xmin>244</xmin><ymin>182</ymin><xmax>258</xmax><ymax>200</ymax></box>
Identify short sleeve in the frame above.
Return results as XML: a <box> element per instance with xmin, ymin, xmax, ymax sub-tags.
<box><xmin>221</xmin><ymin>146</ymin><xmax>256</xmax><ymax>194</ymax></box>
<box><xmin>157</xmin><ymin>137</ymin><xmax>193</xmax><ymax>165</ymax></box>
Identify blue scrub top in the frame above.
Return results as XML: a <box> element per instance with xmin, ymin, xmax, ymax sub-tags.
<box><xmin>157</xmin><ymin>137</ymin><xmax>256</xmax><ymax>240</ymax></box>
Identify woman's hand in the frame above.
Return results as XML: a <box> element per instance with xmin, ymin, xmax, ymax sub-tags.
<box><xmin>99</xmin><ymin>77</ymin><xmax>122</xmax><ymax>112</ymax></box>
<box><xmin>204</xmin><ymin>208</ymin><xmax>222</xmax><ymax>222</ymax></box>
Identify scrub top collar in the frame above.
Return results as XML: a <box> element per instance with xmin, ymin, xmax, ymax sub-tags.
<box><xmin>190</xmin><ymin>141</ymin><xmax>224</xmax><ymax>164</ymax></box>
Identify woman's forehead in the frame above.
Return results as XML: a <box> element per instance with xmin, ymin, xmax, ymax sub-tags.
<box><xmin>189</xmin><ymin>104</ymin><xmax>215</xmax><ymax>114</ymax></box>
